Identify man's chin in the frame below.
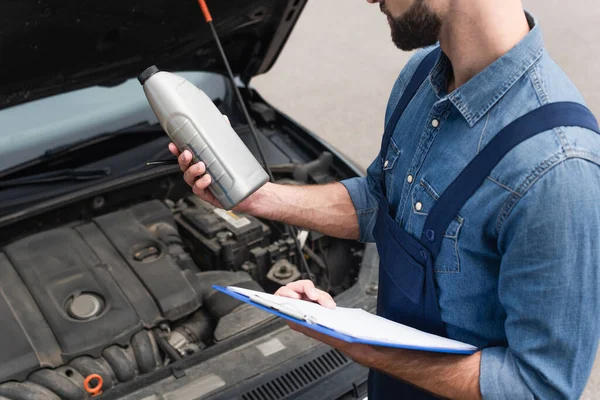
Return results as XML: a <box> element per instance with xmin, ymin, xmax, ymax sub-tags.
<box><xmin>390</xmin><ymin>32</ymin><xmax>420</xmax><ymax>51</ymax></box>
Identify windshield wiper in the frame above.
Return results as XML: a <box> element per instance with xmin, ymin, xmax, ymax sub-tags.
<box><xmin>0</xmin><ymin>167</ymin><xmax>111</xmax><ymax>189</ymax></box>
<box><xmin>0</xmin><ymin>121</ymin><xmax>164</xmax><ymax>180</ymax></box>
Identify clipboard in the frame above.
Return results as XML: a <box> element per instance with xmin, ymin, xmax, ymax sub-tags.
<box><xmin>213</xmin><ymin>285</ymin><xmax>478</xmax><ymax>354</ymax></box>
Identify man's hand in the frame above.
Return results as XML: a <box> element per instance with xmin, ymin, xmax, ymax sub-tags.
<box><xmin>166</xmin><ymin>139</ymin><xmax>360</xmax><ymax>239</ymax></box>
<box><xmin>275</xmin><ymin>279</ymin><xmax>482</xmax><ymax>400</ymax></box>
<box><xmin>274</xmin><ymin>280</ymin><xmax>336</xmax><ymax>308</ymax></box>
<box><xmin>274</xmin><ymin>280</ymin><xmax>378</xmax><ymax>365</ymax></box>
<box><xmin>168</xmin><ymin>143</ymin><xmax>266</xmax><ymax>214</ymax></box>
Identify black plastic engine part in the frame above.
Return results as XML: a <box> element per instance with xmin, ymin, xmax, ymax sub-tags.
<box><xmin>0</xmin><ymin>199</ymin><xmax>204</xmax><ymax>384</ymax></box>
<box><xmin>266</xmin><ymin>259</ymin><xmax>301</xmax><ymax>286</ymax></box>
<box><xmin>324</xmin><ymin>241</ymin><xmax>357</xmax><ymax>295</ymax></box>
<box><xmin>149</xmin><ymin>221</ymin><xmax>199</xmax><ymax>272</ymax></box>
<box><xmin>3</xmin><ymin>228</ymin><xmax>142</xmax><ymax>361</ymax></box>
<box><xmin>0</xmin><ymin>197</ymin><xmax>285</xmax><ymax>399</ymax></box>
<box><xmin>292</xmin><ymin>151</ymin><xmax>334</xmax><ymax>184</ymax></box>
<box><xmin>94</xmin><ymin>201</ymin><xmax>201</xmax><ymax>321</ymax></box>
<box><xmin>213</xmin><ymin>304</ymin><xmax>274</xmax><ymax>343</ymax></box>
<box><xmin>131</xmin><ymin>200</ymin><xmax>200</xmax><ymax>273</ymax></box>
<box><xmin>173</xmin><ymin>308</ymin><xmax>214</xmax><ymax>346</ymax></box>
<box><xmin>175</xmin><ymin>196</ymin><xmax>271</xmax><ymax>272</ymax></box>
<box><xmin>0</xmin><ymin>253</ymin><xmax>62</xmax><ymax>382</ymax></box>
<box><xmin>248</xmin><ymin>237</ymin><xmax>297</xmax><ymax>284</ymax></box>
<box><xmin>75</xmin><ymin>222</ymin><xmax>163</xmax><ymax>328</ymax></box>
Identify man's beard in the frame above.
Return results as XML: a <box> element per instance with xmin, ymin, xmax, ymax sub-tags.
<box><xmin>381</xmin><ymin>0</ymin><xmax>442</xmax><ymax>51</ymax></box>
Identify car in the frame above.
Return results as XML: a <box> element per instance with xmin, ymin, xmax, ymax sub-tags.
<box><xmin>0</xmin><ymin>1</ymin><xmax>376</xmax><ymax>399</ymax></box>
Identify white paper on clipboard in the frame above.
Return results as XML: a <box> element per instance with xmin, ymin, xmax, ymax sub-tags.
<box><xmin>226</xmin><ymin>286</ymin><xmax>477</xmax><ymax>353</ymax></box>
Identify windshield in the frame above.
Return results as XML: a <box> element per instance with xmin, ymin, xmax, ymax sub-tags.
<box><xmin>0</xmin><ymin>71</ymin><xmax>229</xmax><ymax>174</ymax></box>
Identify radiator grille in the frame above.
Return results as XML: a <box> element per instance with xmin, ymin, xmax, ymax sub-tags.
<box><xmin>241</xmin><ymin>349</ymin><xmax>350</xmax><ymax>400</ymax></box>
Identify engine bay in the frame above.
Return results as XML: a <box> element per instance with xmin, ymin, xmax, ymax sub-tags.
<box><xmin>0</xmin><ymin>172</ymin><xmax>363</xmax><ymax>399</ymax></box>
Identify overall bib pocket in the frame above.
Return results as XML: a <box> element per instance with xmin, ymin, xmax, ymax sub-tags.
<box><xmin>378</xmin><ymin>209</ymin><xmax>425</xmax><ymax>304</ymax></box>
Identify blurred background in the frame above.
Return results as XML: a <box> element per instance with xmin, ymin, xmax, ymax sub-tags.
<box><xmin>252</xmin><ymin>0</ymin><xmax>600</xmax><ymax>397</ymax></box>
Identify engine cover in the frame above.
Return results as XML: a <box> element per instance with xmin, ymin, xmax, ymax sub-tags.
<box><xmin>0</xmin><ymin>200</ymin><xmax>200</xmax><ymax>382</ymax></box>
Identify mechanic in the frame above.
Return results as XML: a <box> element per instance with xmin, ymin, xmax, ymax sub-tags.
<box><xmin>169</xmin><ymin>0</ymin><xmax>600</xmax><ymax>399</ymax></box>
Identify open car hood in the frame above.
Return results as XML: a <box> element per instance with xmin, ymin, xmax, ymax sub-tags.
<box><xmin>1</xmin><ymin>0</ymin><xmax>306</xmax><ymax>109</ymax></box>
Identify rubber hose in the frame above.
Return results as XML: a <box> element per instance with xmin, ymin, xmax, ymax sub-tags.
<box><xmin>0</xmin><ymin>381</ymin><xmax>61</xmax><ymax>400</ymax></box>
<box><xmin>69</xmin><ymin>356</ymin><xmax>116</xmax><ymax>390</ymax></box>
<box><xmin>101</xmin><ymin>346</ymin><xmax>137</xmax><ymax>382</ymax></box>
<box><xmin>193</xmin><ymin>270</ymin><xmax>263</xmax><ymax>318</ymax></box>
<box><xmin>131</xmin><ymin>330</ymin><xmax>162</xmax><ymax>374</ymax></box>
<box><xmin>28</xmin><ymin>368</ymin><xmax>86</xmax><ymax>400</ymax></box>
<box><xmin>203</xmin><ymin>279</ymin><xmax>263</xmax><ymax>319</ymax></box>
<box><xmin>16</xmin><ymin>330</ymin><xmax>165</xmax><ymax>399</ymax></box>
<box><xmin>177</xmin><ymin>308</ymin><xmax>213</xmax><ymax>344</ymax></box>
<box><xmin>192</xmin><ymin>270</ymin><xmax>254</xmax><ymax>298</ymax></box>
<box><xmin>153</xmin><ymin>328</ymin><xmax>182</xmax><ymax>361</ymax></box>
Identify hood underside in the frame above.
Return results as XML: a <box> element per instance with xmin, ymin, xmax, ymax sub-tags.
<box><xmin>1</xmin><ymin>0</ymin><xmax>306</xmax><ymax>109</ymax></box>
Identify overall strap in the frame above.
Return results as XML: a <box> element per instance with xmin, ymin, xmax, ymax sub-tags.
<box><xmin>379</xmin><ymin>47</ymin><xmax>441</xmax><ymax>195</ymax></box>
<box><xmin>421</xmin><ymin>102</ymin><xmax>600</xmax><ymax>258</ymax></box>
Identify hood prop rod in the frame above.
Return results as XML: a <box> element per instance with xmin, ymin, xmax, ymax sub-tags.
<box><xmin>197</xmin><ymin>0</ymin><xmax>316</xmax><ymax>283</ymax></box>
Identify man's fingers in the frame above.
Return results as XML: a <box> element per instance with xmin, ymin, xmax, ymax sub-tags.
<box><xmin>178</xmin><ymin>150</ymin><xmax>193</xmax><ymax>172</ymax></box>
<box><xmin>168</xmin><ymin>143</ymin><xmax>181</xmax><ymax>157</ymax></box>
<box><xmin>313</xmin><ymin>290</ymin><xmax>336</xmax><ymax>309</ymax></box>
<box><xmin>286</xmin><ymin>280</ymin><xmax>320</xmax><ymax>300</ymax></box>
<box><xmin>183</xmin><ymin>162</ymin><xmax>206</xmax><ymax>186</ymax></box>
<box><xmin>192</xmin><ymin>174</ymin><xmax>212</xmax><ymax>194</ymax></box>
<box><xmin>286</xmin><ymin>280</ymin><xmax>316</xmax><ymax>296</ymax></box>
<box><xmin>192</xmin><ymin>185</ymin><xmax>212</xmax><ymax>202</ymax></box>
<box><xmin>274</xmin><ymin>287</ymin><xmax>302</xmax><ymax>299</ymax></box>
<box><xmin>284</xmin><ymin>280</ymin><xmax>336</xmax><ymax>309</ymax></box>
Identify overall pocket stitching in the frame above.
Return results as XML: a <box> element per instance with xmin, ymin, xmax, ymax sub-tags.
<box><xmin>435</xmin><ymin>222</ymin><xmax>462</xmax><ymax>274</ymax></box>
<box><xmin>419</xmin><ymin>179</ymin><xmax>464</xmax><ymax>223</ymax></box>
<box><xmin>383</xmin><ymin>138</ymin><xmax>401</xmax><ymax>200</ymax></box>
<box><xmin>381</xmin><ymin>138</ymin><xmax>401</xmax><ymax>171</ymax></box>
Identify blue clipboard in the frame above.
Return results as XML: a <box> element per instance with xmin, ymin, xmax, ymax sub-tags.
<box><xmin>213</xmin><ymin>285</ymin><xmax>477</xmax><ymax>355</ymax></box>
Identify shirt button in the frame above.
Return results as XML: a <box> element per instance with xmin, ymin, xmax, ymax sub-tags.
<box><xmin>415</xmin><ymin>202</ymin><xmax>423</xmax><ymax>212</ymax></box>
<box><xmin>431</xmin><ymin>119</ymin><xmax>440</xmax><ymax>128</ymax></box>
<box><xmin>383</xmin><ymin>160</ymin><xmax>389</xmax><ymax>168</ymax></box>
<box><xmin>407</xmin><ymin>175</ymin><xmax>414</xmax><ymax>184</ymax></box>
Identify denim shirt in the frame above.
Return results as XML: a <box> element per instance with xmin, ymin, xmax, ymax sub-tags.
<box><xmin>341</xmin><ymin>12</ymin><xmax>600</xmax><ymax>400</ymax></box>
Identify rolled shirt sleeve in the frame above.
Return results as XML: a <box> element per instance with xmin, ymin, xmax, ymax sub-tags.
<box><xmin>340</xmin><ymin>154</ymin><xmax>384</xmax><ymax>243</ymax></box>
<box><xmin>480</xmin><ymin>158</ymin><xmax>600</xmax><ymax>399</ymax></box>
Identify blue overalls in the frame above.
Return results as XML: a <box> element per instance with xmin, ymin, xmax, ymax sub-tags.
<box><xmin>369</xmin><ymin>48</ymin><xmax>600</xmax><ymax>399</ymax></box>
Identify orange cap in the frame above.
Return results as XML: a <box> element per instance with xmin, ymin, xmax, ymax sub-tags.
<box><xmin>84</xmin><ymin>374</ymin><xmax>104</xmax><ymax>396</ymax></box>
<box><xmin>197</xmin><ymin>0</ymin><xmax>213</xmax><ymax>22</ymax></box>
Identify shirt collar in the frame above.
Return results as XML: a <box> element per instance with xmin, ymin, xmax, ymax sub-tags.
<box><xmin>429</xmin><ymin>11</ymin><xmax>545</xmax><ymax>127</ymax></box>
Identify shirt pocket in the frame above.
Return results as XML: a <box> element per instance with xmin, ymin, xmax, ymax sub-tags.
<box><xmin>381</xmin><ymin>138</ymin><xmax>401</xmax><ymax>198</ymax></box>
<box><xmin>409</xmin><ymin>178</ymin><xmax>464</xmax><ymax>273</ymax></box>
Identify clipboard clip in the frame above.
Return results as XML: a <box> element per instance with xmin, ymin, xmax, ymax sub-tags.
<box><xmin>250</xmin><ymin>294</ymin><xmax>317</xmax><ymax>324</ymax></box>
